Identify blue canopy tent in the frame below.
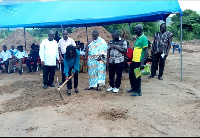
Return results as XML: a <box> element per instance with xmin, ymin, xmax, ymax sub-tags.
<box><xmin>0</xmin><ymin>0</ymin><xmax>183</xmax><ymax>81</ymax></box>
<box><xmin>0</xmin><ymin>1</ymin><xmax>182</xmax><ymax>28</ymax></box>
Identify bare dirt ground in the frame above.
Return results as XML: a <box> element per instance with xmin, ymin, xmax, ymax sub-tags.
<box><xmin>0</xmin><ymin>43</ymin><xmax>199</xmax><ymax>137</ymax></box>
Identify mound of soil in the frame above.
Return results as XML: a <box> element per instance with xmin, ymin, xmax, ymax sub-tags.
<box><xmin>98</xmin><ymin>108</ymin><xmax>129</xmax><ymax>121</ymax></box>
<box><xmin>69</xmin><ymin>26</ymin><xmax>112</xmax><ymax>45</ymax></box>
<box><xmin>0</xmin><ymin>29</ymin><xmax>40</xmax><ymax>51</ymax></box>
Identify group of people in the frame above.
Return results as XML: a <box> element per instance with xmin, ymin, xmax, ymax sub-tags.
<box><xmin>0</xmin><ymin>43</ymin><xmax>40</xmax><ymax>75</ymax></box>
<box><xmin>0</xmin><ymin>22</ymin><xmax>173</xmax><ymax>97</ymax></box>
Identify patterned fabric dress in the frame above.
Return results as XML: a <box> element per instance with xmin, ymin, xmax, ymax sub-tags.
<box><xmin>87</xmin><ymin>37</ymin><xmax>108</xmax><ymax>87</ymax></box>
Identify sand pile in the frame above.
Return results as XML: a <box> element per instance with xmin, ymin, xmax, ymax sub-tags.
<box><xmin>69</xmin><ymin>26</ymin><xmax>112</xmax><ymax>45</ymax></box>
<box><xmin>0</xmin><ymin>29</ymin><xmax>40</xmax><ymax>51</ymax></box>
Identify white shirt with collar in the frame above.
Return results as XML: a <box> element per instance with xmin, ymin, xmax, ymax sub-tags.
<box><xmin>58</xmin><ymin>37</ymin><xmax>76</xmax><ymax>54</ymax></box>
<box><xmin>39</xmin><ymin>38</ymin><xmax>59</xmax><ymax>66</ymax></box>
<box><xmin>0</xmin><ymin>50</ymin><xmax>12</xmax><ymax>61</ymax></box>
<box><xmin>15</xmin><ymin>50</ymin><xmax>28</xmax><ymax>59</ymax></box>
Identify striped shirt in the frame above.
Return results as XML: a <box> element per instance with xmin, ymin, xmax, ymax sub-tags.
<box><xmin>108</xmin><ymin>39</ymin><xmax>127</xmax><ymax>64</ymax></box>
<box><xmin>152</xmin><ymin>31</ymin><xmax>173</xmax><ymax>55</ymax></box>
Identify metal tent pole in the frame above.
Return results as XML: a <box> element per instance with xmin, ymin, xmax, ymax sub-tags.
<box><xmin>24</xmin><ymin>27</ymin><xmax>27</xmax><ymax>50</ymax></box>
<box><xmin>61</xmin><ymin>25</ymin><xmax>63</xmax><ymax>32</ymax></box>
<box><xmin>86</xmin><ymin>27</ymin><xmax>88</xmax><ymax>43</ymax></box>
<box><xmin>180</xmin><ymin>15</ymin><xmax>183</xmax><ymax>82</ymax></box>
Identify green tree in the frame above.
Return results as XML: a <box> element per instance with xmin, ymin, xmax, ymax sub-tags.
<box><xmin>169</xmin><ymin>9</ymin><xmax>200</xmax><ymax>40</ymax></box>
<box><xmin>0</xmin><ymin>29</ymin><xmax>14</xmax><ymax>39</ymax></box>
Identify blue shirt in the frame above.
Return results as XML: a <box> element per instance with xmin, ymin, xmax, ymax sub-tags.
<box><xmin>63</xmin><ymin>49</ymin><xmax>80</xmax><ymax>76</ymax></box>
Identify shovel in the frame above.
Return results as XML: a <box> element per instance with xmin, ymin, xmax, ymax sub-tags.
<box><xmin>56</xmin><ymin>77</ymin><xmax>64</xmax><ymax>100</ymax></box>
<box><xmin>57</xmin><ymin>76</ymin><xmax>73</xmax><ymax>100</ymax></box>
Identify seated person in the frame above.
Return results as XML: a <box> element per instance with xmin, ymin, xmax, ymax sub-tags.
<box><xmin>171</xmin><ymin>42</ymin><xmax>181</xmax><ymax>54</ymax></box>
<box><xmin>26</xmin><ymin>45</ymin><xmax>40</xmax><ymax>73</ymax></box>
<box><xmin>8</xmin><ymin>45</ymin><xmax>28</xmax><ymax>75</ymax></box>
<box><xmin>123</xmin><ymin>41</ymin><xmax>133</xmax><ymax>73</ymax></box>
<box><xmin>9</xmin><ymin>45</ymin><xmax>17</xmax><ymax>57</ymax></box>
<box><xmin>0</xmin><ymin>45</ymin><xmax>12</xmax><ymax>73</ymax></box>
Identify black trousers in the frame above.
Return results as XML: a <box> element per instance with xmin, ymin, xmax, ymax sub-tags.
<box><xmin>43</xmin><ymin>65</ymin><xmax>56</xmax><ymax>85</ymax></box>
<box><xmin>61</xmin><ymin>54</ymin><xmax>66</xmax><ymax>83</ymax></box>
<box><xmin>26</xmin><ymin>58</ymin><xmax>37</xmax><ymax>72</ymax></box>
<box><xmin>129</xmin><ymin>62</ymin><xmax>141</xmax><ymax>93</ymax></box>
<box><xmin>151</xmin><ymin>53</ymin><xmax>166</xmax><ymax>77</ymax></box>
<box><xmin>0</xmin><ymin>60</ymin><xmax>9</xmax><ymax>73</ymax></box>
<box><xmin>67</xmin><ymin>68</ymin><xmax>78</xmax><ymax>90</ymax></box>
<box><xmin>109</xmin><ymin>62</ymin><xmax>123</xmax><ymax>88</ymax></box>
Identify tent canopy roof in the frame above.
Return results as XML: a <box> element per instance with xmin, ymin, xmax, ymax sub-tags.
<box><xmin>0</xmin><ymin>0</ymin><xmax>182</xmax><ymax>28</ymax></box>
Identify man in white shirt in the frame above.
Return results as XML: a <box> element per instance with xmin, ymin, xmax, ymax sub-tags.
<box><xmin>40</xmin><ymin>30</ymin><xmax>59</xmax><ymax>89</ymax></box>
<box><xmin>8</xmin><ymin>45</ymin><xmax>28</xmax><ymax>75</ymax></box>
<box><xmin>58</xmin><ymin>30</ymin><xmax>76</xmax><ymax>85</ymax></box>
<box><xmin>0</xmin><ymin>45</ymin><xmax>12</xmax><ymax>73</ymax></box>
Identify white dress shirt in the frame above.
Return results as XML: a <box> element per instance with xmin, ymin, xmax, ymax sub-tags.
<box><xmin>15</xmin><ymin>50</ymin><xmax>28</xmax><ymax>59</ymax></box>
<box><xmin>58</xmin><ymin>38</ymin><xmax>76</xmax><ymax>54</ymax></box>
<box><xmin>0</xmin><ymin>50</ymin><xmax>12</xmax><ymax>61</ymax></box>
<box><xmin>39</xmin><ymin>39</ymin><xmax>59</xmax><ymax>66</ymax></box>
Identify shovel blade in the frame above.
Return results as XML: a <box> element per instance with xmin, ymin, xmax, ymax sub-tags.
<box><xmin>57</xmin><ymin>77</ymin><xmax>63</xmax><ymax>100</ymax></box>
<box><xmin>59</xmin><ymin>91</ymin><xmax>64</xmax><ymax>100</ymax></box>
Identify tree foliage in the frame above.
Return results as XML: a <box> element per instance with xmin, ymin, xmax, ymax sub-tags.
<box><xmin>104</xmin><ymin>22</ymin><xmax>159</xmax><ymax>41</ymax></box>
<box><xmin>0</xmin><ymin>29</ymin><xmax>14</xmax><ymax>39</ymax></box>
<box><xmin>168</xmin><ymin>9</ymin><xmax>200</xmax><ymax>40</ymax></box>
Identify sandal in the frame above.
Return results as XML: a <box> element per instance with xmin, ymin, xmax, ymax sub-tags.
<box><xmin>96</xmin><ymin>87</ymin><xmax>102</xmax><ymax>91</ymax></box>
<box><xmin>84</xmin><ymin>87</ymin><xmax>94</xmax><ymax>90</ymax></box>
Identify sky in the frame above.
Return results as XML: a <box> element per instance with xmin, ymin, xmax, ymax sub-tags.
<box><xmin>178</xmin><ymin>0</ymin><xmax>200</xmax><ymax>11</ymax></box>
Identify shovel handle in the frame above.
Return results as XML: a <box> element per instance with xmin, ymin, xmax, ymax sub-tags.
<box><xmin>59</xmin><ymin>76</ymin><xmax>73</xmax><ymax>89</ymax></box>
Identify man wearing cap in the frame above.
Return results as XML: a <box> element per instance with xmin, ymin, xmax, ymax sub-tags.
<box><xmin>148</xmin><ymin>23</ymin><xmax>173</xmax><ymax>80</ymax></box>
<box><xmin>126</xmin><ymin>24</ymin><xmax>148</xmax><ymax>96</ymax></box>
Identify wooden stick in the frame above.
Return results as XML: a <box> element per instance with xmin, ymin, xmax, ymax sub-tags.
<box><xmin>57</xmin><ymin>76</ymin><xmax>73</xmax><ymax>91</ymax></box>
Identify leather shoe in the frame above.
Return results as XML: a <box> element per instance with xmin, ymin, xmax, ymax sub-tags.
<box><xmin>126</xmin><ymin>88</ymin><xmax>135</xmax><ymax>93</ymax></box>
<box><xmin>67</xmin><ymin>92</ymin><xmax>71</xmax><ymax>96</ymax></box>
<box><xmin>67</xmin><ymin>90</ymin><xmax>71</xmax><ymax>96</ymax></box>
<box><xmin>19</xmin><ymin>70</ymin><xmax>22</xmax><ymax>75</ymax></box>
<box><xmin>27</xmin><ymin>70</ymin><xmax>32</xmax><ymax>73</ymax></box>
<box><xmin>158</xmin><ymin>76</ymin><xmax>163</xmax><ymax>80</ymax></box>
<box><xmin>148</xmin><ymin>75</ymin><xmax>154</xmax><ymax>79</ymax></box>
<box><xmin>130</xmin><ymin>92</ymin><xmax>142</xmax><ymax>97</ymax></box>
<box><xmin>75</xmin><ymin>88</ymin><xmax>79</xmax><ymax>93</ymax></box>
<box><xmin>43</xmin><ymin>85</ymin><xmax>48</xmax><ymax>89</ymax></box>
<box><xmin>50</xmin><ymin>84</ymin><xmax>55</xmax><ymax>87</ymax></box>
<box><xmin>8</xmin><ymin>70</ymin><xmax>14</xmax><ymax>74</ymax></box>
